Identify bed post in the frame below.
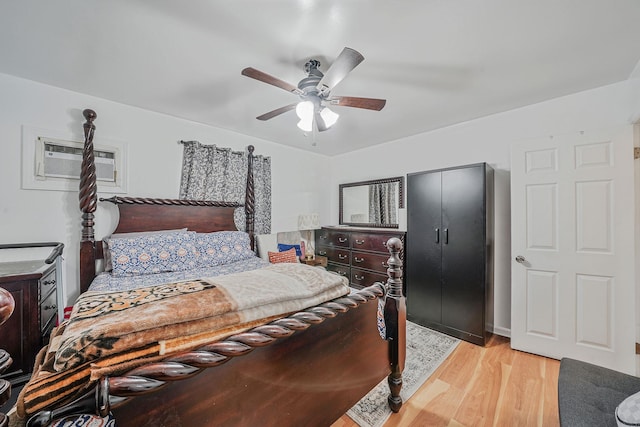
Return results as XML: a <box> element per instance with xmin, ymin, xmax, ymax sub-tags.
<box><xmin>0</xmin><ymin>287</ymin><xmax>15</xmax><ymax>427</ymax></box>
<box><xmin>245</xmin><ymin>145</ymin><xmax>256</xmax><ymax>250</ymax></box>
<box><xmin>384</xmin><ymin>237</ymin><xmax>406</xmax><ymax>412</ymax></box>
<box><xmin>79</xmin><ymin>109</ymin><xmax>98</xmax><ymax>294</ymax></box>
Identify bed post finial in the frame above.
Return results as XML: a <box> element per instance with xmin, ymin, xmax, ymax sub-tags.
<box><xmin>384</xmin><ymin>237</ymin><xmax>406</xmax><ymax>413</ymax></box>
<box><xmin>79</xmin><ymin>109</ymin><xmax>98</xmax><ymax>293</ymax></box>
<box><xmin>245</xmin><ymin>145</ymin><xmax>256</xmax><ymax>249</ymax></box>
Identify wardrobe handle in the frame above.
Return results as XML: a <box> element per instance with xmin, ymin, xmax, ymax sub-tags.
<box><xmin>435</xmin><ymin>228</ymin><xmax>439</xmax><ymax>243</ymax></box>
<box><xmin>444</xmin><ymin>228</ymin><xmax>449</xmax><ymax>244</ymax></box>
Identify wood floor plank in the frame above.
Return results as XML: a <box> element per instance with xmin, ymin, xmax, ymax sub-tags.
<box><xmin>333</xmin><ymin>333</ymin><xmax>560</xmax><ymax>427</ymax></box>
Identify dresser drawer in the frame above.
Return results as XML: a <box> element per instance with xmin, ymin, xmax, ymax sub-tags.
<box><xmin>351</xmin><ymin>232</ymin><xmax>401</xmax><ymax>253</ymax></box>
<box><xmin>326</xmin><ymin>263</ymin><xmax>350</xmax><ymax>279</ymax></box>
<box><xmin>351</xmin><ymin>250</ymin><xmax>390</xmax><ymax>274</ymax></box>
<box><xmin>40</xmin><ymin>289</ymin><xmax>57</xmax><ymax>333</ymax></box>
<box><xmin>316</xmin><ymin>246</ymin><xmax>351</xmax><ymax>266</ymax></box>
<box><xmin>39</xmin><ymin>268</ymin><xmax>56</xmax><ymax>301</ymax></box>
<box><xmin>351</xmin><ymin>268</ymin><xmax>387</xmax><ymax>289</ymax></box>
<box><xmin>317</xmin><ymin>230</ymin><xmax>351</xmax><ymax>248</ymax></box>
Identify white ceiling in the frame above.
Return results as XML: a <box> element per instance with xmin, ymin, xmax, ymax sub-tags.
<box><xmin>1</xmin><ymin>1</ymin><xmax>639</xmax><ymax>156</ymax></box>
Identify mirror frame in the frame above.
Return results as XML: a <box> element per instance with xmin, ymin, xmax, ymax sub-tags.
<box><xmin>339</xmin><ymin>176</ymin><xmax>405</xmax><ymax>228</ymax></box>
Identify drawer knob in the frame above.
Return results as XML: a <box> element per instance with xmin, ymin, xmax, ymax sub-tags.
<box><xmin>43</xmin><ymin>304</ymin><xmax>57</xmax><ymax>311</ymax></box>
<box><xmin>382</xmin><ymin>262</ymin><xmax>389</xmax><ymax>268</ymax></box>
<box><xmin>354</xmin><ymin>257</ymin><xmax>364</xmax><ymax>263</ymax></box>
<box><xmin>43</xmin><ymin>280</ymin><xmax>56</xmax><ymax>286</ymax></box>
<box><xmin>338</xmin><ymin>237</ymin><xmax>348</xmax><ymax>243</ymax></box>
<box><xmin>355</xmin><ymin>239</ymin><xmax>365</xmax><ymax>245</ymax></box>
<box><xmin>354</xmin><ymin>274</ymin><xmax>364</xmax><ymax>281</ymax></box>
<box><xmin>319</xmin><ymin>251</ymin><xmax>327</xmax><ymax>256</ymax></box>
<box><xmin>338</xmin><ymin>254</ymin><xmax>348</xmax><ymax>260</ymax></box>
<box><xmin>338</xmin><ymin>271</ymin><xmax>347</xmax><ymax>276</ymax></box>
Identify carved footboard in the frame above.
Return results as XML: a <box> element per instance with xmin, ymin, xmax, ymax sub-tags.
<box><xmin>0</xmin><ymin>287</ymin><xmax>15</xmax><ymax>427</ymax></box>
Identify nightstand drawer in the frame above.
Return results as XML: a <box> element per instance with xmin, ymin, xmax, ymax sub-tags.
<box><xmin>40</xmin><ymin>289</ymin><xmax>57</xmax><ymax>333</ymax></box>
<box><xmin>39</xmin><ymin>269</ymin><xmax>56</xmax><ymax>301</ymax></box>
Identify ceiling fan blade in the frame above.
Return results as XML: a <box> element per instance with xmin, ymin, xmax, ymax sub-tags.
<box><xmin>242</xmin><ymin>67</ymin><xmax>302</xmax><ymax>95</ymax></box>
<box><xmin>256</xmin><ymin>103</ymin><xmax>297</xmax><ymax>121</ymax></box>
<box><xmin>327</xmin><ymin>96</ymin><xmax>386</xmax><ymax>111</ymax></box>
<box><xmin>316</xmin><ymin>47</ymin><xmax>364</xmax><ymax>95</ymax></box>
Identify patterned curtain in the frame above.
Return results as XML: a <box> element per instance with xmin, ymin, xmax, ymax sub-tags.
<box><xmin>369</xmin><ymin>182</ymin><xmax>398</xmax><ymax>224</ymax></box>
<box><xmin>179</xmin><ymin>141</ymin><xmax>271</xmax><ymax>234</ymax></box>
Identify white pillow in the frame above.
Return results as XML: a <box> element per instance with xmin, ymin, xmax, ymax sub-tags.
<box><xmin>255</xmin><ymin>234</ymin><xmax>278</xmax><ymax>261</ymax></box>
<box><xmin>616</xmin><ymin>390</ymin><xmax>640</xmax><ymax>426</ymax></box>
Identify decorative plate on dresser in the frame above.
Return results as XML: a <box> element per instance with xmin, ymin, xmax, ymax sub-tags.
<box><xmin>316</xmin><ymin>227</ymin><xmax>405</xmax><ymax>290</ymax></box>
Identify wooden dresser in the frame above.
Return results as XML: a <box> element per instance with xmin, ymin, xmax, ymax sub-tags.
<box><xmin>316</xmin><ymin>226</ymin><xmax>405</xmax><ymax>290</ymax></box>
<box><xmin>0</xmin><ymin>260</ymin><xmax>59</xmax><ymax>384</ymax></box>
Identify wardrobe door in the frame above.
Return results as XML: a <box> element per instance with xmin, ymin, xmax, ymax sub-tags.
<box><xmin>441</xmin><ymin>164</ymin><xmax>486</xmax><ymax>339</ymax></box>
<box><xmin>406</xmin><ymin>170</ymin><xmax>442</xmax><ymax>326</ymax></box>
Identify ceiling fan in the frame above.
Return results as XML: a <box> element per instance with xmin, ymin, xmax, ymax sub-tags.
<box><xmin>241</xmin><ymin>47</ymin><xmax>386</xmax><ymax>133</ymax></box>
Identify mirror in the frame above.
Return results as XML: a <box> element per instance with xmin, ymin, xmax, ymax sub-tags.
<box><xmin>339</xmin><ymin>176</ymin><xmax>404</xmax><ymax>228</ymax></box>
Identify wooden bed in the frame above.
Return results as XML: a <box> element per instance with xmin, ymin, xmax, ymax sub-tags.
<box><xmin>13</xmin><ymin>109</ymin><xmax>406</xmax><ymax>427</ymax></box>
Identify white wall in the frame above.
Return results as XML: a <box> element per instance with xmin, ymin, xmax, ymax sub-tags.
<box><xmin>329</xmin><ymin>79</ymin><xmax>640</xmax><ymax>337</ymax></box>
<box><xmin>3</xmin><ymin>71</ymin><xmax>639</xmax><ymax>335</ymax></box>
<box><xmin>0</xmin><ymin>73</ymin><xmax>331</xmax><ymax>304</ymax></box>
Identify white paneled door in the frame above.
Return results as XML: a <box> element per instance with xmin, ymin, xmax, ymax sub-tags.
<box><xmin>511</xmin><ymin>126</ymin><xmax>637</xmax><ymax>374</ymax></box>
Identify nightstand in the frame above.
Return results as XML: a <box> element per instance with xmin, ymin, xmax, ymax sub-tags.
<box><xmin>0</xmin><ymin>243</ymin><xmax>63</xmax><ymax>385</ymax></box>
<box><xmin>301</xmin><ymin>255</ymin><xmax>328</xmax><ymax>267</ymax></box>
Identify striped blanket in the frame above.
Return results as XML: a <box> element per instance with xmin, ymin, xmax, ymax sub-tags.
<box><xmin>16</xmin><ymin>263</ymin><xmax>349</xmax><ymax>420</ymax></box>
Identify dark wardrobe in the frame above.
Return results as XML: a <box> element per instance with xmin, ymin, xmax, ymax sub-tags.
<box><xmin>406</xmin><ymin>163</ymin><xmax>494</xmax><ymax>346</ymax></box>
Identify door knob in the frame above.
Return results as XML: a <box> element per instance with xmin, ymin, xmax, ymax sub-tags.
<box><xmin>515</xmin><ymin>255</ymin><xmax>526</xmax><ymax>263</ymax></box>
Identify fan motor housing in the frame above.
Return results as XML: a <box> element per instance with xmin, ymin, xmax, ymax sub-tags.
<box><xmin>298</xmin><ymin>60</ymin><xmax>324</xmax><ymax>95</ymax></box>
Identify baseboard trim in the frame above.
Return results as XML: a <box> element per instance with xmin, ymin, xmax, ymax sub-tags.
<box><xmin>492</xmin><ymin>326</ymin><xmax>511</xmax><ymax>338</ymax></box>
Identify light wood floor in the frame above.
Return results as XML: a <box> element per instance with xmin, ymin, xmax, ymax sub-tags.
<box><xmin>332</xmin><ymin>334</ymin><xmax>560</xmax><ymax>427</ymax></box>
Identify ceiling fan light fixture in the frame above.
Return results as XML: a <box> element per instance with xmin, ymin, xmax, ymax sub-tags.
<box><xmin>295</xmin><ymin>101</ymin><xmax>314</xmax><ymax>120</ymax></box>
<box><xmin>320</xmin><ymin>107</ymin><xmax>339</xmax><ymax>128</ymax></box>
<box><xmin>297</xmin><ymin>117</ymin><xmax>313</xmax><ymax>132</ymax></box>
<box><xmin>296</xmin><ymin>100</ymin><xmax>314</xmax><ymax>132</ymax></box>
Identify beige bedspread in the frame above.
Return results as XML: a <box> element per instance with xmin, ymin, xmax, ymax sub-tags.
<box><xmin>18</xmin><ymin>263</ymin><xmax>349</xmax><ymax>418</ymax></box>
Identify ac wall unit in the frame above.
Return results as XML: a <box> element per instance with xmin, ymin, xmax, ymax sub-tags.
<box><xmin>36</xmin><ymin>137</ymin><xmax>117</xmax><ymax>182</ymax></box>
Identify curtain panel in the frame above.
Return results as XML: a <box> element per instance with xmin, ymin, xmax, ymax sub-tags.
<box><xmin>179</xmin><ymin>141</ymin><xmax>272</xmax><ymax>234</ymax></box>
<box><xmin>369</xmin><ymin>182</ymin><xmax>397</xmax><ymax>224</ymax></box>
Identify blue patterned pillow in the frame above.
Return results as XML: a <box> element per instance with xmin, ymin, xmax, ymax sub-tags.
<box><xmin>194</xmin><ymin>231</ymin><xmax>256</xmax><ymax>267</ymax></box>
<box><xmin>278</xmin><ymin>243</ymin><xmax>302</xmax><ymax>257</ymax></box>
<box><xmin>107</xmin><ymin>231</ymin><xmax>198</xmax><ymax>277</ymax></box>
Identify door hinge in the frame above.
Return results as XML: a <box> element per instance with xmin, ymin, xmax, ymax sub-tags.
<box><xmin>635</xmin><ymin>147</ymin><xmax>640</xmax><ymax>160</ymax></box>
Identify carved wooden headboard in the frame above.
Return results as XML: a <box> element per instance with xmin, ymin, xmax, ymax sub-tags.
<box><xmin>77</xmin><ymin>109</ymin><xmax>257</xmax><ymax>293</ymax></box>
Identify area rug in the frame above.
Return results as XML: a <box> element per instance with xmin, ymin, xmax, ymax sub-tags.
<box><xmin>346</xmin><ymin>322</ymin><xmax>460</xmax><ymax>427</ymax></box>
